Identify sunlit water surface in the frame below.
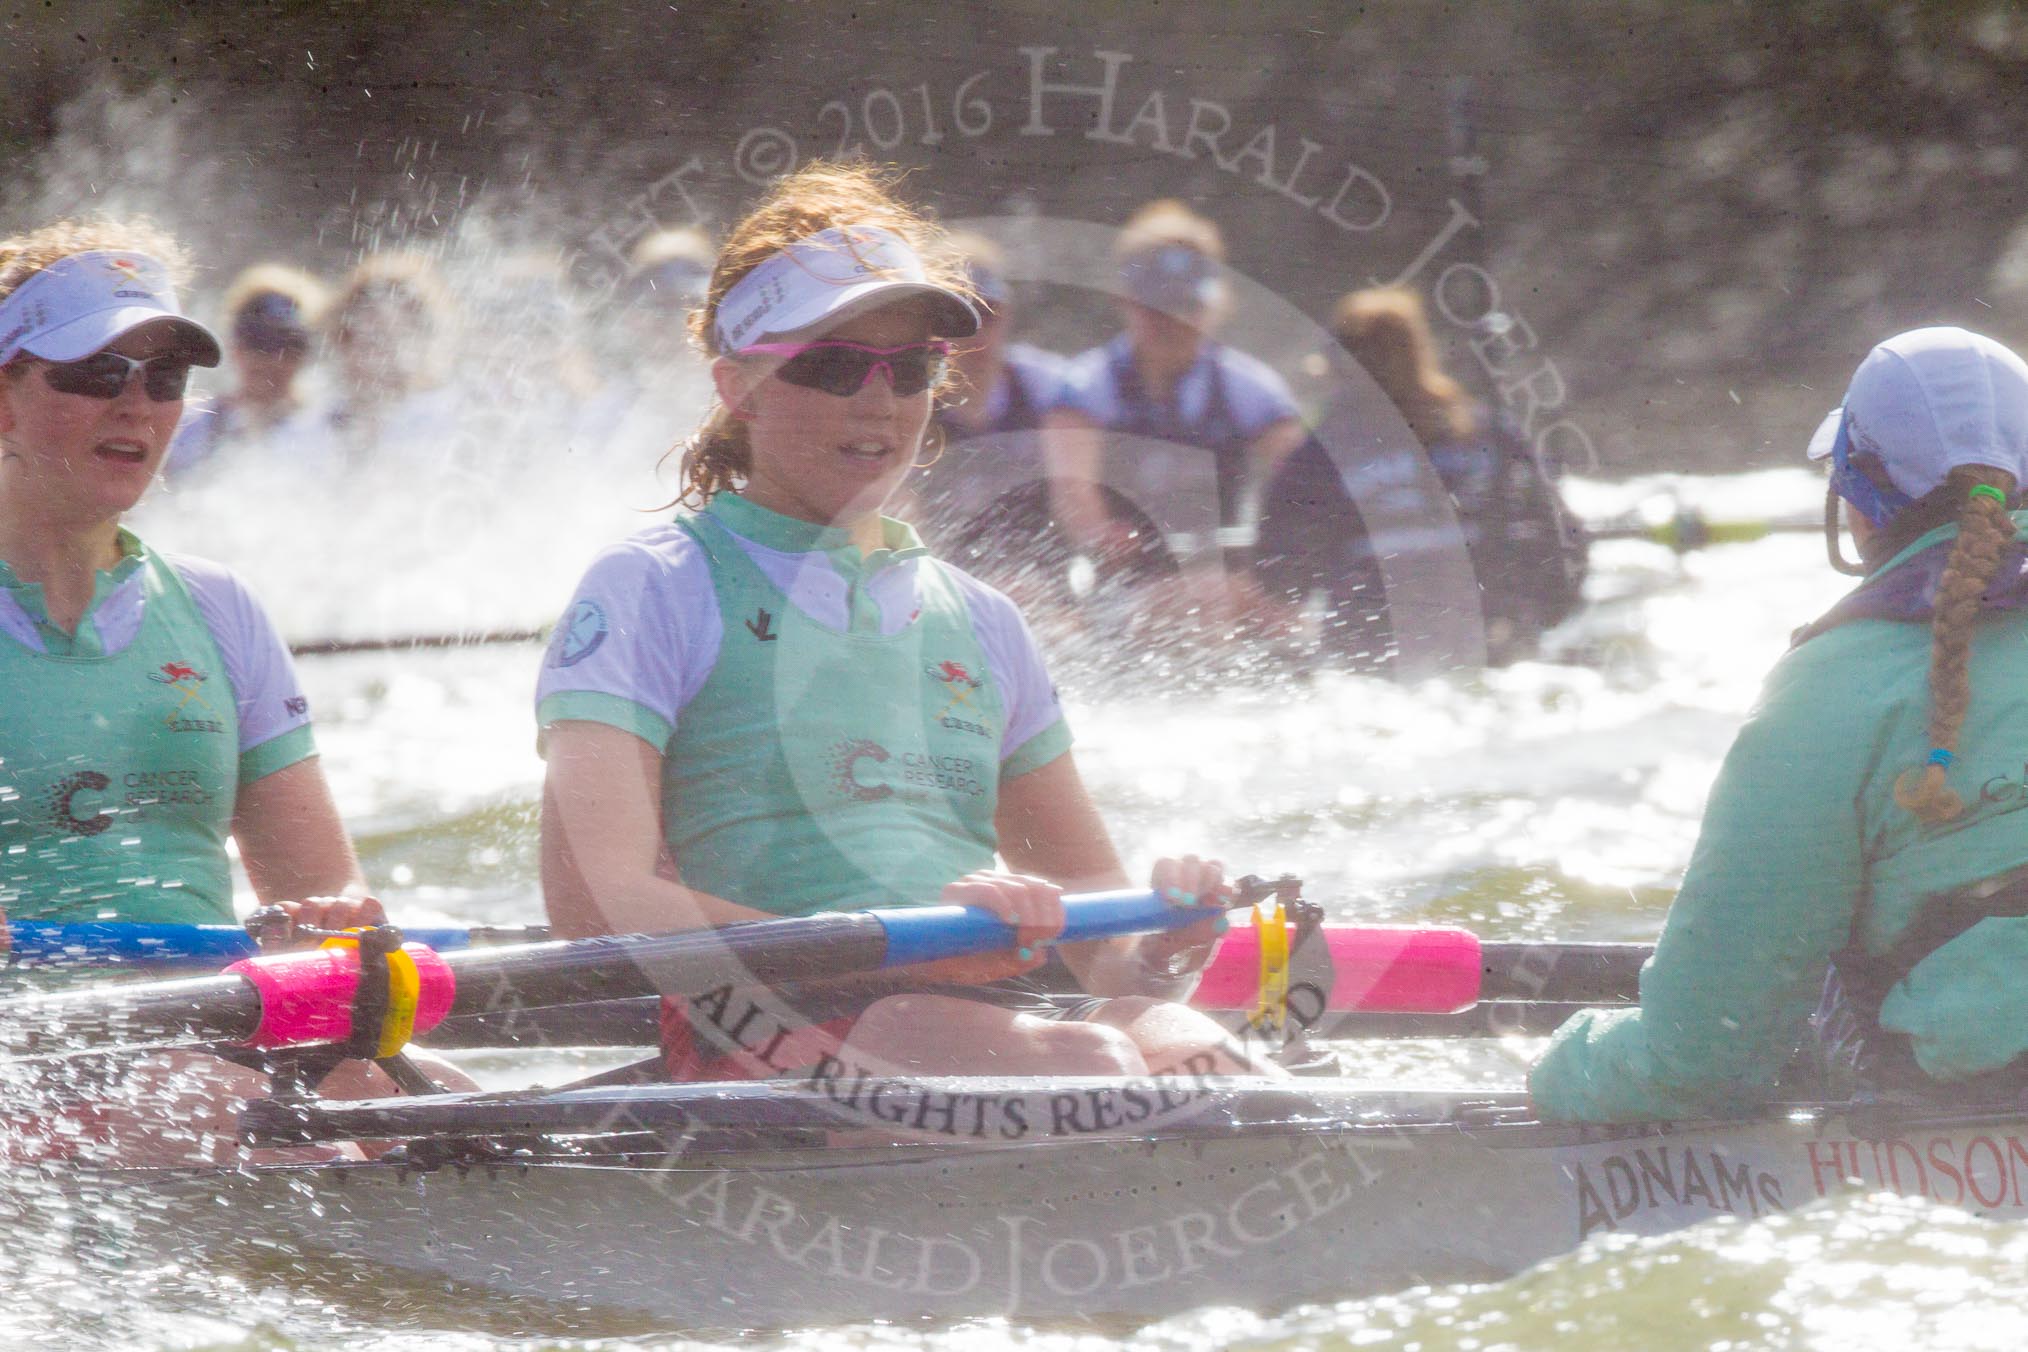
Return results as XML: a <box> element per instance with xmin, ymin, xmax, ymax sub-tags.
<box><xmin>4</xmin><ymin>466</ymin><xmax>2019</xmax><ymax>1350</ymax></box>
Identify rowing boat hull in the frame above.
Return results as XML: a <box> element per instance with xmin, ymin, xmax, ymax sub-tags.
<box><xmin>62</xmin><ymin>1081</ymin><xmax>2028</xmax><ymax>1327</ymax></box>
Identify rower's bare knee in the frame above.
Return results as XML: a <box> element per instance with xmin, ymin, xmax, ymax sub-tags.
<box><xmin>1084</xmin><ymin>995</ymin><xmax>1288</xmax><ymax>1078</ymax></box>
<box><xmin>846</xmin><ymin>994</ymin><xmax>1147</xmax><ymax>1076</ymax></box>
<box><xmin>1032</xmin><ymin>1019</ymin><xmax>1146</xmax><ymax>1076</ymax></box>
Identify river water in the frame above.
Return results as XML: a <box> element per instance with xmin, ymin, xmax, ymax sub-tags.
<box><xmin>6</xmin><ymin>464</ymin><xmax>2022</xmax><ymax>1351</ymax></box>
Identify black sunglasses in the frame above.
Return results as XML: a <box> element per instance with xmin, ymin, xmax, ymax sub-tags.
<box><xmin>38</xmin><ymin>352</ymin><xmax>194</xmax><ymax>402</ymax></box>
<box><xmin>742</xmin><ymin>340</ymin><xmax>950</xmax><ymax>398</ymax></box>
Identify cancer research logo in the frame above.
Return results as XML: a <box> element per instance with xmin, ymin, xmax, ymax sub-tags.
<box><xmin>550</xmin><ymin>599</ymin><xmax>610</xmax><ymax>667</ymax></box>
<box><xmin>46</xmin><ymin>769</ymin><xmax>112</xmax><ymax>837</ymax></box>
<box><xmin>930</xmin><ymin>658</ymin><xmax>980</xmax><ymax>689</ymax></box>
<box><xmin>830</xmin><ymin>737</ymin><xmax>895</xmax><ymax>802</ymax></box>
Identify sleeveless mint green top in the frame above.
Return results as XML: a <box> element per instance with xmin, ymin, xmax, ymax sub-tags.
<box><xmin>0</xmin><ymin>534</ymin><xmax>316</xmax><ymax>922</ymax></box>
<box><xmin>537</xmin><ymin>495</ymin><xmax>1073</xmax><ymax>917</ymax></box>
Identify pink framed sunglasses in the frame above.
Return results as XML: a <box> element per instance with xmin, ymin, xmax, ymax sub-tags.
<box><xmin>737</xmin><ymin>339</ymin><xmax>950</xmax><ymax>397</ymax></box>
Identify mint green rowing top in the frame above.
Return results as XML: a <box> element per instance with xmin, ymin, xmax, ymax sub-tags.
<box><xmin>1532</xmin><ymin>514</ymin><xmax>2028</xmax><ymax>1120</ymax></box>
<box><xmin>537</xmin><ymin>494</ymin><xmax>1073</xmax><ymax>917</ymax></box>
<box><xmin>0</xmin><ymin>535</ymin><xmax>315</xmax><ymax>923</ymax></box>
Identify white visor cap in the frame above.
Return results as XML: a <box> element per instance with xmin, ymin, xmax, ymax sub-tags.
<box><xmin>0</xmin><ymin>251</ymin><xmax>221</xmax><ymax>369</ymax></box>
<box><xmin>713</xmin><ymin>224</ymin><xmax>978</xmax><ymax>352</ymax></box>
<box><xmin>1805</xmin><ymin>326</ymin><xmax>2028</xmax><ymax>500</ymax></box>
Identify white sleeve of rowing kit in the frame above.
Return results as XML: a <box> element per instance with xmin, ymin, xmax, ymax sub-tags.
<box><xmin>946</xmin><ymin>567</ymin><xmax>1069</xmax><ymax>764</ymax></box>
<box><xmin>1049</xmin><ymin>342</ymin><xmax>1121</xmax><ymax>422</ymax></box>
<box><xmin>534</xmin><ymin>525</ymin><xmax>723</xmax><ymax>743</ymax></box>
<box><xmin>169</xmin><ymin>555</ymin><xmax>315</xmax><ymax>754</ymax></box>
<box><xmin>1215</xmin><ymin>345</ymin><xmax>1302</xmax><ymax>433</ymax></box>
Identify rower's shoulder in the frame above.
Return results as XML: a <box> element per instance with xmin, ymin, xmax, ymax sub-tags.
<box><xmin>931</xmin><ymin>556</ymin><xmax>1015</xmax><ymax>609</ymax></box>
<box><xmin>1207</xmin><ymin>341</ymin><xmax>1283</xmax><ymax>384</ymax></box>
<box><xmin>1206</xmin><ymin>342</ymin><xmax>1297</xmax><ymax>405</ymax></box>
<box><xmin>930</xmin><ymin>559</ymin><xmax>1038</xmax><ymax>636</ymax></box>
<box><xmin>1762</xmin><ymin>615</ymin><xmax>1925</xmax><ymax>716</ymax></box>
<box><xmin>151</xmin><ymin>548</ymin><xmax>264</xmax><ymax>611</ymax></box>
<box><xmin>585</xmin><ymin>520</ymin><xmax>712</xmax><ymax>582</ymax></box>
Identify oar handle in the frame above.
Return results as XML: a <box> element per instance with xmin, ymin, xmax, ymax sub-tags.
<box><xmin>872</xmin><ymin>888</ymin><xmax>1218</xmax><ymax>967</ymax></box>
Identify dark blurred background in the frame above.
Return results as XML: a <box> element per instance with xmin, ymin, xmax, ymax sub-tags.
<box><xmin>4</xmin><ymin>0</ymin><xmax>2026</xmax><ymax>474</ymax></box>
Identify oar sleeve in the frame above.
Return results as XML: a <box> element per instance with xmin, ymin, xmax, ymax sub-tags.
<box><xmin>225</xmin><ymin>942</ymin><xmax>457</xmax><ymax>1050</ymax></box>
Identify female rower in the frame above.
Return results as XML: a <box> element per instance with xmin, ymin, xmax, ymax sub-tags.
<box><xmin>0</xmin><ymin>221</ymin><xmax>461</xmax><ymax>1159</ymax></box>
<box><xmin>897</xmin><ymin>229</ymin><xmax>1067</xmax><ymax>550</ymax></box>
<box><xmin>290</xmin><ymin>251</ymin><xmax>464</xmax><ymax>480</ymax></box>
<box><xmin>1044</xmin><ymin>201</ymin><xmax>1306</xmax><ymax>589</ymax></box>
<box><xmin>1531</xmin><ymin>326</ymin><xmax>2028</xmax><ymax>1121</ymax></box>
<box><xmin>537</xmin><ymin>162</ymin><xmax>1279</xmax><ymax>1082</ymax></box>
<box><xmin>1254</xmin><ymin>286</ymin><xmax>1586</xmax><ymax>668</ymax></box>
<box><xmin>163</xmin><ymin>263</ymin><xmax>325</xmax><ymax>480</ymax></box>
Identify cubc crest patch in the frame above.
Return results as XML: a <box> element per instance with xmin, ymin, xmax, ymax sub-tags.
<box><xmin>551</xmin><ymin>600</ymin><xmax>609</xmax><ymax>667</ymax></box>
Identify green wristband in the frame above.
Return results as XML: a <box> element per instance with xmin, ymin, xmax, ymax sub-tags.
<box><xmin>1971</xmin><ymin>484</ymin><xmax>2008</xmax><ymax>505</ymax></box>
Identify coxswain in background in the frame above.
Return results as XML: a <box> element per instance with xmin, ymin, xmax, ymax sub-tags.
<box><xmin>1255</xmin><ymin>286</ymin><xmax>1586</xmax><ymax>669</ymax></box>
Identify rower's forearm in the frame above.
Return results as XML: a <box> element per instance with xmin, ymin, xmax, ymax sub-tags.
<box><xmin>1051</xmin><ymin>478</ymin><xmax>1117</xmax><ymax>550</ymax></box>
<box><xmin>1042</xmin><ymin>419</ymin><xmax>1116</xmax><ymax>550</ymax></box>
<box><xmin>1062</xmin><ymin>935</ymin><xmax>1204</xmax><ymax>1001</ymax></box>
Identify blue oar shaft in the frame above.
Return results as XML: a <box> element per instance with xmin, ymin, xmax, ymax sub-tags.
<box><xmin>0</xmin><ymin>887</ymin><xmax>1192</xmax><ymax>972</ymax></box>
<box><xmin>874</xmin><ymin>888</ymin><xmax>1201</xmax><ymax>965</ymax></box>
<box><xmin>0</xmin><ymin>891</ymin><xmax>1196</xmax><ymax>1056</ymax></box>
<box><xmin>4</xmin><ymin>893</ymin><xmax>1196</xmax><ymax>970</ymax></box>
<box><xmin>4</xmin><ymin>921</ymin><xmax>527</xmax><ymax>966</ymax></box>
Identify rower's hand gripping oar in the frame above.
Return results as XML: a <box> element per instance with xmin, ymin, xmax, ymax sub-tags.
<box><xmin>0</xmin><ymin>884</ymin><xmax>1274</xmax><ymax>1060</ymax></box>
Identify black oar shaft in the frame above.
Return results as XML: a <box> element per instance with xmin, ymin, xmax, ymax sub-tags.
<box><xmin>0</xmin><ymin>914</ymin><xmax>895</xmax><ymax>1058</ymax></box>
<box><xmin>441</xmin><ymin>915</ymin><xmax>890</xmax><ymax>1017</ymax></box>
<box><xmin>0</xmin><ymin>975</ymin><xmax>261</xmax><ymax>1057</ymax></box>
<box><xmin>0</xmin><ymin>920</ymin><xmax>1645</xmax><ymax>1059</ymax></box>
<box><xmin>1479</xmin><ymin>941</ymin><xmax>1643</xmax><ymax>1004</ymax></box>
<box><xmin>420</xmin><ymin>996</ymin><xmax>1604</xmax><ymax>1049</ymax></box>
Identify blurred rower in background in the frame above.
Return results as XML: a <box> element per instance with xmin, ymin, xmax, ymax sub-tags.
<box><xmin>615</xmin><ymin>226</ymin><xmax>714</xmax><ymax>363</ymax></box>
<box><xmin>1254</xmin><ymin>286</ymin><xmax>1586</xmax><ymax>669</ymax></box>
<box><xmin>599</xmin><ymin>225</ymin><xmax>717</xmax><ymax>467</ymax></box>
<box><xmin>290</xmin><ymin>252</ymin><xmax>465</xmax><ymax>479</ymax></box>
<box><xmin>164</xmin><ymin>264</ymin><xmax>325</xmax><ymax>481</ymax></box>
<box><xmin>459</xmin><ymin>249</ymin><xmax>627</xmax><ymax>470</ymax></box>
<box><xmin>892</xmin><ymin>231</ymin><xmax>1077</xmax><ymax>597</ymax></box>
<box><xmin>1045</xmin><ymin>201</ymin><xmax>1307</xmax><ymax>605</ymax></box>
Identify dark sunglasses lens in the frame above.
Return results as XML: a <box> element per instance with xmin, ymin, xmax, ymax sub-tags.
<box><xmin>41</xmin><ymin>354</ymin><xmax>191</xmax><ymax>401</ymax></box>
<box><xmin>776</xmin><ymin>347</ymin><xmax>878</xmax><ymax>397</ymax></box>
<box><xmin>891</xmin><ymin>351</ymin><xmax>946</xmax><ymax>397</ymax></box>
<box><xmin>143</xmin><ymin>360</ymin><xmax>192</xmax><ymax>401</ymax></box>
<box><xmin>775</xmin><ymin>346</ymin><xmax>945</xmax><ymax>397</ymax></box>
<box><xmin>42</xmin><ymin>355</ymin><xmax>129</xmax><ymax>398</ymax></box>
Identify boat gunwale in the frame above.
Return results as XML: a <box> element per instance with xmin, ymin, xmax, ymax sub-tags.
<box><xmin>71</xmin><ymin>1076</ymin><xmax>2028</xmax><ymax>1179</ymax></box>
